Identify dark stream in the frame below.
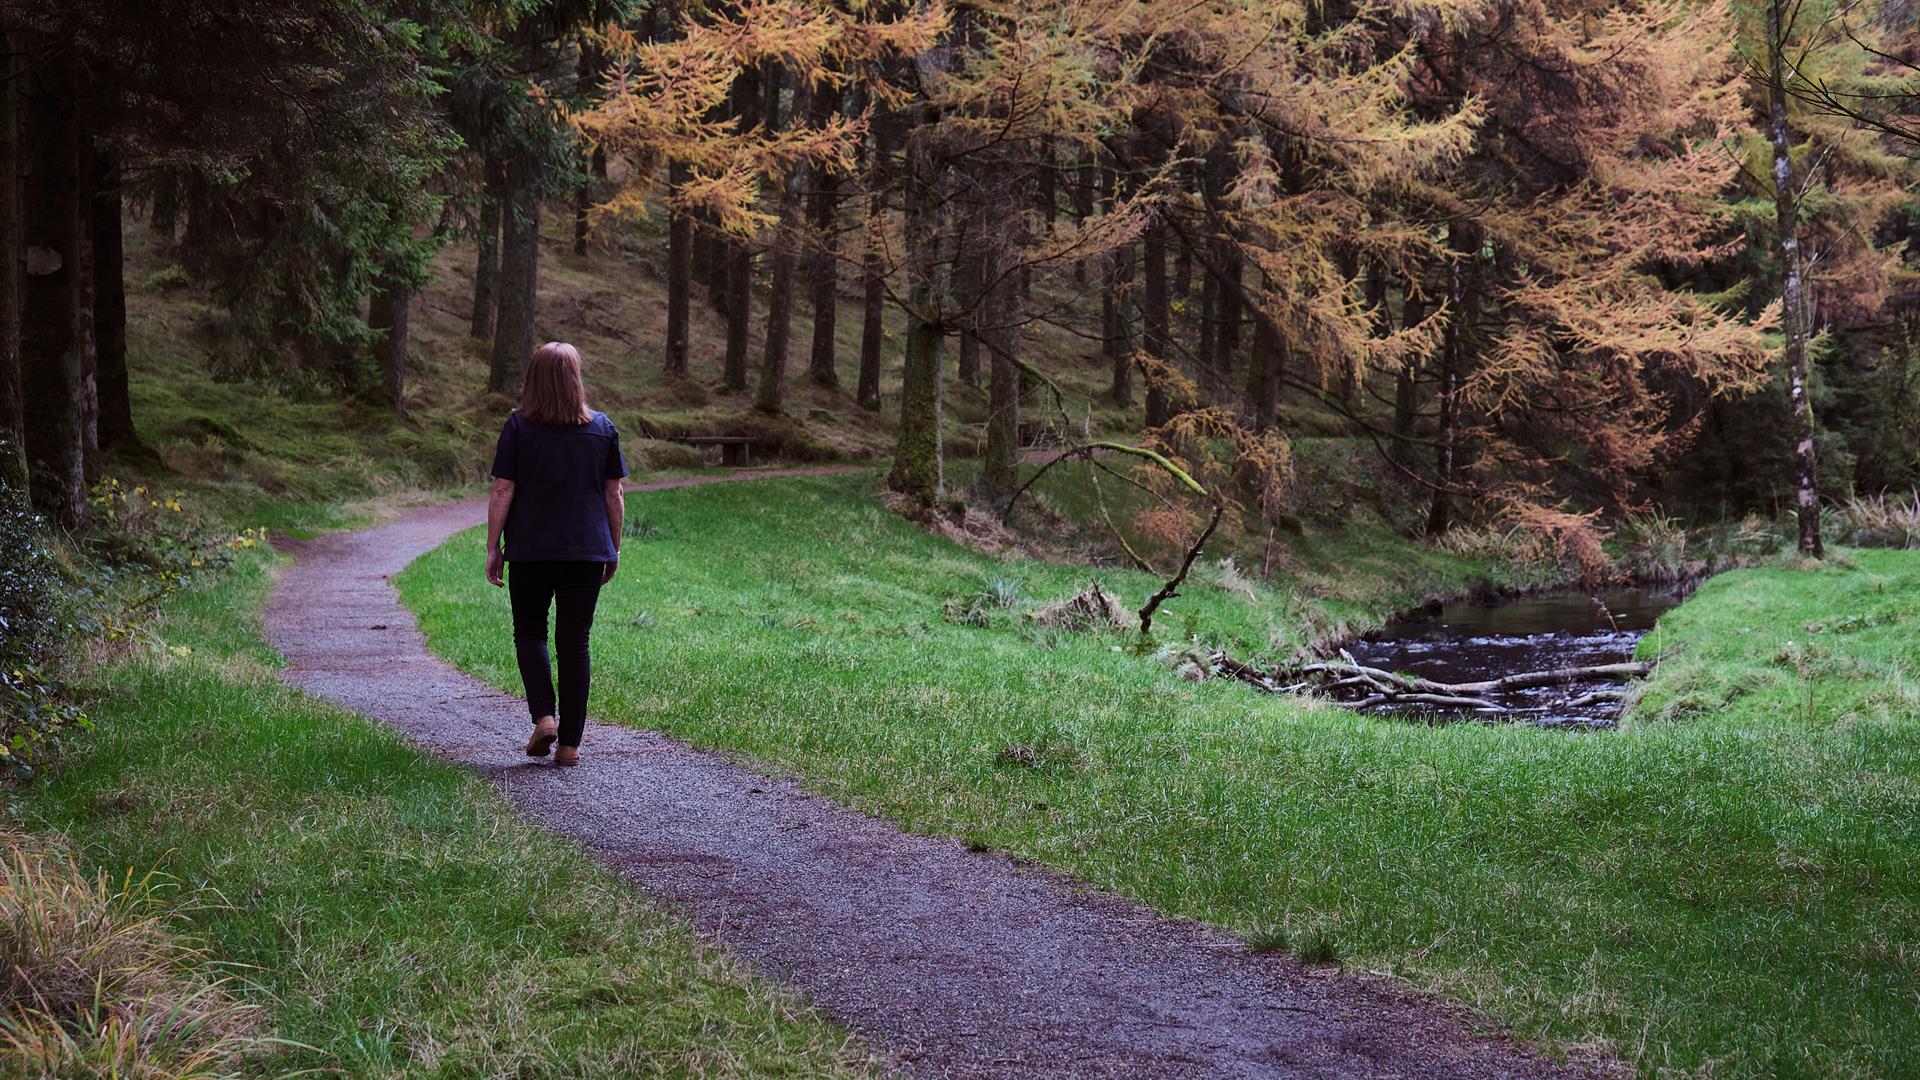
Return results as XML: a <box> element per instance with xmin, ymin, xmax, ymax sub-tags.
<box><xmin>1343</xmin><ymin>587</ymin><xmax>1681</xmax><ymax>728</ymax></box>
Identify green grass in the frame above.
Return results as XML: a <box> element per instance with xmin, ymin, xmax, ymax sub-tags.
<box><xmin>399</xmin><ymin>474</ymin><xmax>1920</xmax><ymax>1078</ymax></box>
<box><xmin>11</xmin><ymin>549</ymin><xmax>875</xmax><ymax>1078</ymax></box>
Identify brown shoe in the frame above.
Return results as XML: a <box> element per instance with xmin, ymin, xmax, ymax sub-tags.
<box><xmin>526</xmin><ymin>717</ymin><xmax>558</xmax><ymax>758</ymax></box>
<box><xmin>554</xmin><ymin>745</ymin><xmax>580</xmax><ymax>767</ymax></box>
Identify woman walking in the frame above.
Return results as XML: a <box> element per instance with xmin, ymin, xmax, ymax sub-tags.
<box><xmin>485</xmin><ymin>342</ymin><xmax>628</xmax><ymax>766</ymax></box>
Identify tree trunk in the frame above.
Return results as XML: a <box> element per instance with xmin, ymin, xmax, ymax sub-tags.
<box><xmin>76</xmin><ymin>104</ymin><xmax>97</xmax><ymax>485</ymax></box>
<box><xmin>1105</xmin><ymin>171</ymin><xmax>1134</xmax><ymax>407</ymax></box>
<box><xmin>806</xmin><ymin>85</ymin><xmax>840</xmax><ymax>389</ymax></box>
<box><xmin>470</xmin><ymin>157</ymin><xmax>504</xmax><ymax>340</ymax></box>
<box><xmin>148</xmin><ymin>169</ymin><xmax>177</xmax><ymax>240</ymax></box>
<box><xmin>1142</xmin><ymin>217</ymin><xmax>1172</xmax><ymax>427</ymax></box>
<box><xmin>1770</xmin><ymin>0</ymin><xmax>1822</xmax><ymax>556</ymax></box>
<box><xmin>982</xmin><ymin>249</ymin><xmax>1022</xmax><ymax>501</ymax></box>
<box><xmin>1390</xmin><ymin>289</ymin><xmax>1426</xmax><ymax>470</ymax></box>
<box><xmin>1203</xmin><ymin>141</ymin><xmax>1239</xmax><ymax>377</ymax></box>
<box><xmin>857</xmin><ymin>213</ymin><xmax>885</xmax><ymax>411</ymax></box>
<box><xmin>723</xmin><ymin>242</ymin><xmax>753</xmax><ymax>390</ymax></box>
<box><xmin>722</xmin><ymin>68</ymin><xmax>761</xmax><ymax>393</ymax></box>
<box><xmin>1198</xmin><ymin>250</ymin><xmax>1218</xmax><ymax>378</ymax></box>
<box><xmin>665</xmin><ymin>160</ymin><xmax>692</xmax><ymax>378</ymax></box>
<box><xmin>755</xmin><ymin>68</ymin><xmax>805</xmax><ymax>414</ymax></box>
<box><xmin>1216</xmin><ymin>245</ymin><xmax>1241</xmax><ymax>371</ymax></box>
<box><xmin>806</xmin><ymin>197</ymin><xmax>840</xmax><ymax>387</ymax></box>
<box><xmin>887</xmin><ymin>129</ymin><xmax>944</xmax><ymax>504</ymax></box>
<box><xmin>181</xmin><ymin>173</ymin><xmax>219</xmax><ymax>257</ymax></box>
<box><xmin>1427</xmin><ymin>227</ymin><xmax>1476</xmax><ymax>537</ymax></box>
<box><xmin>0</xmin><ymin>31</ymin><xmax>24</xmax><ymax>488</ymax></box>
<box><xmin>1172</xmin><ymin>232</ymin><xmax>1191</xmax><ymax>304</ymax></box>
<box><xmin>20</xmin><ymin>38</ymin><xmax>87</xmax><ymax>525</ymax></box>
<box><xmin>703</xmin><ymin>210</ymin><xmax>729</xmax><ymax>308</ymax></box>
<box><xmin>572</xmin><ymin>45</ymin><xmax>603</xmax><ymax>258</ymax></box>
<box><xmin>487</xmin><ymin>159</ymin><xmax>539</xmax><ymax>395</ymax></box>
<box><xmin>1037</xmin><ymin>142</ymin><xmax>1058</xmax><ymax>233</ymax></box>
<box><xmin>954</xmin><ymin>230</ymin><xmax>981</xmax><ymax>387</ymax></box>
<box><xmin>369</xmin><ymin>280</ymin><xmax>411</xmax><ymax>413</ymax></box>
<box><xmin>1248</xmin><ymin>310</ymin><xmax>1281</xmax><ymax>433</ymax></box>
<box><xmin>91</xmin><ymin>142</ymin><xmax>135</xmax><ymax>454</ymax></box>
<box><xmin>573</xmin><ymin>177</ymin><xmax>590</xmax><ymax>257</ymax></box>
<box><xmin>856</xmin><ymin>115</ymin><xmax>889</xmax><ymax>412</ymax></box>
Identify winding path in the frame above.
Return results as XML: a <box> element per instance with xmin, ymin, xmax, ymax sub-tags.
<box><xmin>266</xmin><ymin>468</ymin><xmax>1599</xmax><ymax>1080</ymax></box>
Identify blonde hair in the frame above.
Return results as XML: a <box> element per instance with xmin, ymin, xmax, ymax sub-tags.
<box><xmin>519</xmin><ymin>342</ymin><xmax>592</xmax><ymax>425</ymax></box>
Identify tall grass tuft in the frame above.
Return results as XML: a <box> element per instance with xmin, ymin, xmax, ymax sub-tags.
<box><xmin>1619</xmin><ymin>509</ymin><xmax>1695</xmax><ymax>582</ymax></box>
<box><xmin>0</xmin><ymin>832</ymin><xmax>262</xmax><ymax>1078</ymax></box>
<box><xmin>1431</xmin><ymin>522</ymin><xmax>1556</xmax><ymax>566</ymax></box>
<box><xmin>1832</xmin><ymin>491</ymin><xmax>1920</xmax><ymax>549</ymax></box>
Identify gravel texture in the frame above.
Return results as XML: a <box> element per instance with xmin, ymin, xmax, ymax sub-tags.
<box><xmin>265</xmin><ymin>469</ymin><xmax>1605</xmax><ymax>1080</ymax></box>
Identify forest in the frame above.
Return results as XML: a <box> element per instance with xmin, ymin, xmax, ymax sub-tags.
<box><xmin>6</xmin><ymin>0</ymin><xmax>1920</xmax><ymax>552</ymax></box>
<box><xmin>4</xmin><ymin>0</ymin><xmax>1920</xmax><ymax>1077</ymax></box>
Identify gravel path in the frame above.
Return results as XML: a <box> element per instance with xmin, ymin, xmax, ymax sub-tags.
<box><xmin>265</xmin><ymin>468</ymin><xmax>1601</xmax><ymax>1080</ymax></box>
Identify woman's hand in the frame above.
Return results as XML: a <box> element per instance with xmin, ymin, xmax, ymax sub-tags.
<box><xmin>485</xmin><ymin>477</ymin><xmax>514</xmax><ymax>588</ymax></box>
<box><xmin>601</xmin><ymin>558</ymin><xmax>618</xmax><ymax>585</ymax></box>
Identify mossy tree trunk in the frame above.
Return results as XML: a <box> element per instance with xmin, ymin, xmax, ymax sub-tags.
<box><xmin>888</xmin><ymin>131</ymin><xmax>945</xmax><ymax>504</ymax></box>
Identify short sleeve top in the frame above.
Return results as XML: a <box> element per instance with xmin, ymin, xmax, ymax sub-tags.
<box><xmin>489</xmin><ymin>410</ymin><xmax>628</xmax><ymax>563</ymax></box>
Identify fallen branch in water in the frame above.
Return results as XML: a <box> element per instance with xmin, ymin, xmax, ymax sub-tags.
<box><xmin>1199</xmin><ymin>648</ymin><xmax>1651</xmax><ymax>714</ymax></box>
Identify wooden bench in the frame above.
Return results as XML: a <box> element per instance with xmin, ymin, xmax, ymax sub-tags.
<box><xmin>677</xmin><ymin>435</ymin><xmax>758</xmax><ymax>467</ymax></box>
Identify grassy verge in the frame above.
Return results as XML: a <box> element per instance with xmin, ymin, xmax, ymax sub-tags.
<box><xmin>399</xmin><ymin>473</ymin><xmax>1920</xmax><ymax>1078</ymax></box>
<box><xmin>9</xmin><ymin>549</ymin><xmax>875</xmax><ymax>1078</ymax></box>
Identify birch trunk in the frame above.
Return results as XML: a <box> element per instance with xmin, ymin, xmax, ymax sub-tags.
<box><xmin>1770</xmin><ymin>0</ymin><xmax>1823</xmax><ymax>556</ymax></box>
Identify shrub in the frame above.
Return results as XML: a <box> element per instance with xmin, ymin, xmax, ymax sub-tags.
<box><xmin>0</xmin><ymin>443</ymin><xmax>79</xmax><ymax>779</ymax></box>
<box><xmin>2</xmin><ymin>471</ymin><xmax>256</xmax><ymax>778</ymax></box>
<box><xmin>83</xmin><ymin>478</ymin><xmax>255</xmax><ymax>602</ymax></box>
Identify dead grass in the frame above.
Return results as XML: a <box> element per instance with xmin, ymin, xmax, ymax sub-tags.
<box><xmin>0</xmin><ymin>831</ymin><xmax>263</xmax><ymax>1079</ymax></box>
<box><xmin>1029</xmin><ymin>583</ymin><xmax>1132</xmax><ymax>632</ymax></box>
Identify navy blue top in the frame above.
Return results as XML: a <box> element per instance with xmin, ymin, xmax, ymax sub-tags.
<box><xmin>490</xmin><ymin>410</ymin><xmax>628</xmax><ymax>563</ymax></box>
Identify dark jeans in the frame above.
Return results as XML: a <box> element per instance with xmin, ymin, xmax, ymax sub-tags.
<box><xmin>508</xmin><ymin>560</ymin><xmax>606</xmax><ymax>748</ymax></box>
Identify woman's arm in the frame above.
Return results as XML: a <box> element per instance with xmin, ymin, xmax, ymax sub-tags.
<box><xmin>602</xmin><ymin>477</ymin><xmax>624</xmax><ymax>583</ymax></box>
<box><xmin>486</xmin><ymin>478</ymin><xmax>514</xmax><ymax>587</ymax></box>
